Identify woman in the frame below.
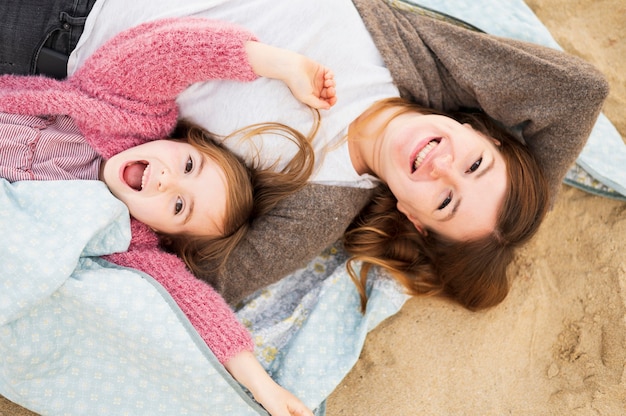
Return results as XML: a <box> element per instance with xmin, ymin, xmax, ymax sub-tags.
<box><xmin>1</xmin><ymin>0</ymin><xmax>609</xmax><ymax>310</ymax></box>
<box><xmin>343</xmin><ymin>99</ymin><xmax>551</xmax><ymax>310</ymax></box>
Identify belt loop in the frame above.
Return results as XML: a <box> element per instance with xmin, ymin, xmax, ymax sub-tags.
<box><xmin>60</xmin><ymin>11</ymin><xmax>88</xmax><ymax>26</ymax></box>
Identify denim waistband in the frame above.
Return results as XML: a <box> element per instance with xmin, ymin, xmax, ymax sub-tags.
<box><xmin>36</xmin><ymin>0</ymin><xmax>98</xmax><ymax>78</ymax></box>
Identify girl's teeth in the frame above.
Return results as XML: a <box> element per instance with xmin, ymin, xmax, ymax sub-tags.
<box><xmin>413</xmin><ymin>140</ymin><xmax>438</xmax><ymax>171</ymax></box>
<box><xmin>141</xmin><ymin>164</ymin><xmax>149</xmax><ymax>190</ymax></box>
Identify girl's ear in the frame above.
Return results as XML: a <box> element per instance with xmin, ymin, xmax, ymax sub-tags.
<box><xmin>396</xmin><ymin>202</ymin><xmax>428</xmax><ymax>236</ymax></box>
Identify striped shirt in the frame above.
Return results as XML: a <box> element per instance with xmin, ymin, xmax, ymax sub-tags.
<box><xmin>0</xmin><ymin>112</ymin><xmax>101</xmax><ymax>182</ymax></box>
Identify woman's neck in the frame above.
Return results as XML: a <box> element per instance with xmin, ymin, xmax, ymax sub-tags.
<box><xmin>347</xmin><ymin>120</ymin><xmax>371</xmax><ymax>176</ymax></box>
<box><xmin>347</xmin><ymin>104</ymin><xmax>396</xmax><ymax>177</ymax></box>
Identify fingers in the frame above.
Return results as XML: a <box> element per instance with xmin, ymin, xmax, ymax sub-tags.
<box><xmin>287</xmin><ymin>402</ymin><xmax>314</xmax><ymax>416</ymax></box>
<box><xmin>308</xmin><ymin>96</ymin><xmax>331</xmax><ymax>110</ymax></box>
<box><xmin>319</xmin><ymin>68</ymin><xmax>337</xmax><ymax>109</ymax></box>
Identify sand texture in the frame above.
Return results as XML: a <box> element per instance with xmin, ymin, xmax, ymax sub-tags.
<box><xmin>1</xmin><ymin>1</ymin><xmax>625</xmax><ymax>415</ymax></box>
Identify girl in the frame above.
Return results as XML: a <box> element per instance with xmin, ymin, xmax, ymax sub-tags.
<box><xmin>0</xmin><ymin>17</ymin><xmax>336</xmax><ymax>416</ymax></box>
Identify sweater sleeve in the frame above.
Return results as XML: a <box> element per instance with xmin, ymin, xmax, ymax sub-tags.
<box><xmin>0</xmin><ymin>17</ymin><xmax>259</xmax><ymax>159</ymax></box>
<box><xmin>203</xmin><ymin>184</ymin><xmax>374</xmax><ymax>305</ymax></box>
<box><xmin>70</xmin><ymin>17</ymin><xmax>258</xmax><ymax>117</ymax></box>
<box><xmin>72</xmin><ymin>17</ymin><xmax>259</xmax><ymax>158</ymax></box>
<box><xmin>352</xmin><ymin>0</ymin><xmax>609</xmax><ymax>201</ymax></box>
<box><xmin>104</xmin><ymin>220</ymin><xmax>254</xmax><ymax>364</ymax></box>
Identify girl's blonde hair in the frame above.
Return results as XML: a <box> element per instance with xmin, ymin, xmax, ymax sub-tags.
<box><xmin>343</xmin><ymin>98</ymin><xmax>550</xmax><ymax>312</ymax></box>
<box><xmin>160</xmin><ymin>114</ymin><xmax>318</xmax><ymax>278</ymax></box>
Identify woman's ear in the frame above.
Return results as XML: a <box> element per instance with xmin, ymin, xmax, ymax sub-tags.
<box><xmin>397</xmin><ymin>202</ymin><xmax>428</xmax><ymax>236</ymax></box>
<box><xmin>463</xmin><ymin>122</ymin><xmax>501</xmax><ymax>147</ymax></box>
<box><xmin>410</xmin><ymin>217</ymin><xmax>428</xmax><ymax>236</ymax></box>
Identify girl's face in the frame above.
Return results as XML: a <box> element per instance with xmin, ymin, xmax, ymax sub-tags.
<box><xmin>101</xmin><ymin>140</ymin><xmax>228</xmax><ymax>237</ymax></box>
<box><xmin>376</xmin><ymin>112</ymin><xmax>508</xmax><ymax>241</ymax></box>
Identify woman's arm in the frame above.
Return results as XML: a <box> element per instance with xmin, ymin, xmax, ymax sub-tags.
<box><xmin>204</xmin><ymin>184</ymin><xmax>374</xmax><ymax>305</ymax></box>
<box><xmin>352</xmin><ymin>0</ymin><xmax>609</xmax><ymax>200</ymax></box>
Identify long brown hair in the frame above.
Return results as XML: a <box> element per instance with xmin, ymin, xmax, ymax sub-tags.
<box><xmin>343</xmin><ymin>98</ymin><xmax>550</xmax><ymax>311</ymax></box>
<box><xmin>160</xmin><ymin>114</ymin><xmax>318</xmax><ymax>278</ymax></box>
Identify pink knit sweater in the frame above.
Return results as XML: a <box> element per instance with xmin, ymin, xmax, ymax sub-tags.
<box><xmin>0</xmin><ymin>17</ymin><xmax>259</xmax><ymax>364</ymax></box>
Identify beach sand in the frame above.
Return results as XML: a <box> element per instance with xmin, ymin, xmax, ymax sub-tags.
<box><xmin>327</xmin><ymin>1</ymin><xmax>626</xmax><ymax>414</ymax></box>
<box><xmin>1</xmin><ymin>1</ymin><xmax>624</xmax><ymax>415</ymax></box>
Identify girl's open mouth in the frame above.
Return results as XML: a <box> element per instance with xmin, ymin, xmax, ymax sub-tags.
<box><xmin>123</xmin><ymin>161</ymin><xmax>149</xmax><ymax>191</ymax></box>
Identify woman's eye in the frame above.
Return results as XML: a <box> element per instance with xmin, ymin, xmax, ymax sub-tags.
<box><xmin>185</xmin><ymin>157</ymin><xmax>193</xmax><ymax>173</ymax></box>
<box><xmin>175</xmin><ymin>197</ymin><xmax>184</xmax><ymax>215</ymax></box>
<box><xmin>467</xmin><ymin>157</ymin><xmax>482</xmax><ymax>173</ymax></box>
<box><xmin>438</xmin><ymin>194</ymin><xmax>452</xmax><ymax>210</ymax></box>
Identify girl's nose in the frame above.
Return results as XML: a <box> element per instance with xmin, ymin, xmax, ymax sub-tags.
<box><xmin>157</xmin><ymin>168</ymin><xmax>172</xmax><ymax>191</ymax></box>
<box><xmin>430</xmin><ymin>154</ymin><xmax>453</xmax><ymax>179</ymax></box>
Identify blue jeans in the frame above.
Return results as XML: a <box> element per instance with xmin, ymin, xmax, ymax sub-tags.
<box><xmin>0</xmin><ymin>0</ymin><xmax>97</xmax><ymax>78</ymax></box>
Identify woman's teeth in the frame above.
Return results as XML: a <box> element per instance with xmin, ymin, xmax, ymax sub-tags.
<box><xmin>413</xmin><ymin>140</ymin><xmax>438</xmax><ymax>172</ymax></box>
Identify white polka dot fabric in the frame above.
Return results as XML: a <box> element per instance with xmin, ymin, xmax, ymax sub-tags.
<box><xmin>0</xmin><ymin>180</ymin><xmax>262</xmax><ymax>415</ymax></box>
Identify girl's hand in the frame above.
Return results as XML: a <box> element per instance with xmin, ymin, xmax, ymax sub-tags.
<box><xmin>224</xmin><ymin>351</ymin><xmax>314</xmax><ymax>416</ymax></box>
<box><xmin>245</xmin><ymin>41</ymin><xmax>337</xmax><ymax>110</ymax></box>
<box><xmin>284</xmin><ymin>56</ymin><xmax>336</xmax><ymax>110</ymax></box>
<box><xmin>254</xmin><ymin>382</ymin><xmax>314</xmax><ymax>416</ymax></box>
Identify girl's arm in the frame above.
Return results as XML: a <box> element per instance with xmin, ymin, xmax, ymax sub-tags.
<box><xmin>0</xmin><ymin>17</ymin><xmax>336</xmax><ymax>159</ymax></box>
<box><xmin>73</xmin><ymin>17</ymin><xmax>335</xmax><ymax>111</ymax></box>
<box><xmin>245</xmin><ymin>41</ymin><xmax>336</xmax><ymax>110</ymax></box>
<box><xmin>0</xmin><ymin>18</ymin><xmax>258</xmax><ymax>157</ymax></box>
<box><xmin>225</xmin><ymin>351</ymin><xmax>313</xmax><ymax>416</ymax></box>
<box><xmin>107</xmin><ymin>228</ymin><xmax>312</xmax><ymax>416</ymax></box>
<box><xmin>104</xmin><ymin>220</ymin><xmax>255</xmax><ymax>365</ymax></box>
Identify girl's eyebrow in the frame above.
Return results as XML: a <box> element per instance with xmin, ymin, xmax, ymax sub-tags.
<box><xmin>182</xmin><ymin>155</ymin><xmax>205</xmax><ymax>226</ymax></box>
<box><xmin>183</xmin><ymin>199</ymin><xmax>195</xmax><ymax>226</ymax></box>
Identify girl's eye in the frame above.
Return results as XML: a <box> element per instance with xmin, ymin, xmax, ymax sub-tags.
<box><xmin>175</xmin><ymin>197</ymin><xmax>184</xmax><ymax>215</ymax></box>
<box><xmin>467</xmin><ymin>157</ymin><xmax>482</xmax><ymax>173</ymax></box>
<box><xmin>185</xmin><ymin>157</ymin><xmax>193</xmax><ymax>173</ymax></box>
<box><xmin>438</xmin><ymin>193</ymin><xmax>452</xmax><ymax>210</ymax></box>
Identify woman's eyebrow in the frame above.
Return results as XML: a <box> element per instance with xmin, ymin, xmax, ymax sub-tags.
<box><xmin>475</xmin><ymin>156</ymin><xmax>495</xmax><ymax>179</ymax></box>
<box><xmin>441</xmin><ymin>156</ymin><xmax>495</xmax><ymax>222</ymax></box>
<box><xmin>442</xmin><ymin>197</ymin><xmax>461</xmax><ymax>222</ymax></box>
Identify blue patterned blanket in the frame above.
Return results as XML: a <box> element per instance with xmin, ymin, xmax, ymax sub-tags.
<box><xmin>2</xmin><ymin>2</ymin><xmax>624</xmax><ymax>416</ymax></box>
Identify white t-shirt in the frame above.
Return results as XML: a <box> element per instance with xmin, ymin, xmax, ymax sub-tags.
<box><xmin>70</xmin><ymin>0</ymin><xmax>400</xmax><ymax>188</ymax></box>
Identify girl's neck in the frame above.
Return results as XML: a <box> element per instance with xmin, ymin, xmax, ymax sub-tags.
<box><xmin>98</xmin><ymin>159</ymin><xmax>106</xmax><ymax>182</ymax></box>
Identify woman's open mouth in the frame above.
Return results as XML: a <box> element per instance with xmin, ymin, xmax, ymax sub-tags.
<box><xmin>411</xmin><ymin>139</ymin><xmax>440</xmax><ymax>173</ymax></box>
<box><xmin>123</xmin><ymin>161</ymin><xmax>149</xmax><ymax>191</ymax></box>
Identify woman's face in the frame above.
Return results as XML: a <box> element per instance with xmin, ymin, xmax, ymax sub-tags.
<box><xmin>100</xmin><ymin>140</ymin><xmax>228</xmax><ymax>237</ymax></box>
<box><xmin>376</xmin><ymin>112</ymin><xmax>508</xmax><ymax>241</ymax></box>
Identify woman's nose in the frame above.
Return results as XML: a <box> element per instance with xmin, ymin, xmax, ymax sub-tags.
<box><xmin>430</xmin><ymin>154</ymin><xmax>453</xmax><ymax>179</ymax></box>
